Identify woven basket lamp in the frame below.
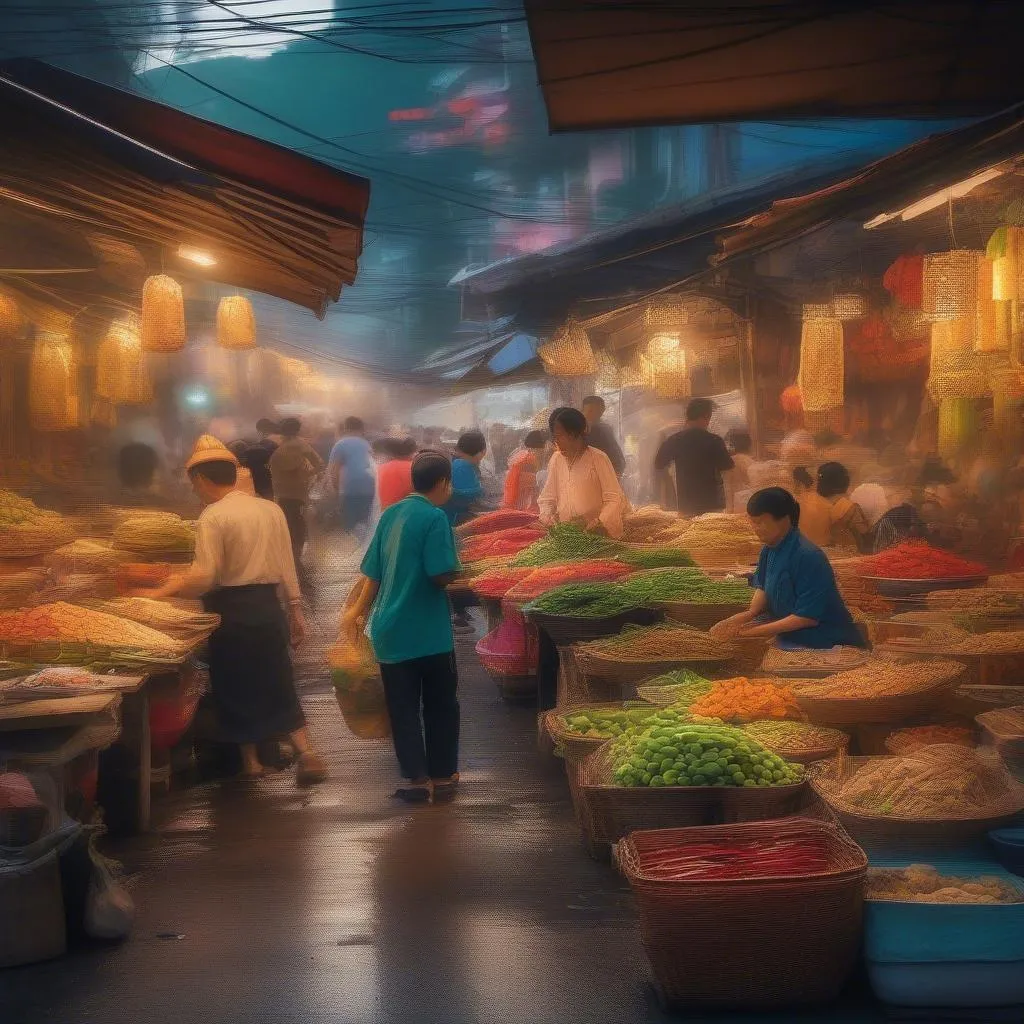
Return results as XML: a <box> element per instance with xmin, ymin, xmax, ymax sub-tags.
<box><xmin>645</xmin><ymin>333</ymin><xmax>690</xmax><ymax>399</ymax></box>
<box><xmin>595</xmin><ymin>348</ymin><xmax>620</xmax><ymax>390</ymax></box>
<box><xmin>922</xmin><ymin>251</ymin><xmax>982</xmax><ymax>322</ymax></box>
<box><xmin>937</xmin><ymin>398</ymin><xmax>977</xmax><ymax>461</ymax></box>
<box><xmin>141</xmin><ymin>274</ymin><xmax>186</xmax><ymax>353</ymax></box>
<box><xmin>96</xmin><ymin>317</ymin><xmax>152</xmax><ymax>405</ymax></box>
<box><xmin>0</xmin><ymin>288</ymin><xmax>23</xmax><ymax>341</ymax></box>
<box><xmin>537</xmin><ymin>317</ymin><xmax>598</xmax><ymax>377</ymax></box>
<box><xmin>833</xmin><ymin>293</ymin><xmax>868</xmax><ymax>322</ymax></box>
<box><xmin>217</xmin><ymin>295</ymin><xmax>256</xmax><ymax>351</ymax></box>
<box><xmin>798</xmin><ymin>306</ymin><xmax>843</xmax><ymax>413</ymax></box>
<box><xmin>975</xmin><ymin>258</ymin><xmax>1011</xmax><ymax>353</ymax></box>
<box><xmin>29</xmin><ymin>331</ymin><xmax>79</xmax><ymax>431</ymax></box>
<box><xmin>987</xmin><ymin>226</ymin><xmax>1024</xmax><ymax>303</ymax></box>
<box><xmin>644</xmin><ymin>300</ymin><xmax>687</xmax><ymax>331</ymax></box>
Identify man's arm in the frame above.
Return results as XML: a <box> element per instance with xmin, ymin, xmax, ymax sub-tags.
<box><xmin>592</xmin><ymin>451</ymin><xmax>626</xmax><ymax>539</ymax></box>
<box><xmin>136</xmin><ymin>517</ymin><xmax>218</xmax><ymax>599</ymax></box>
<box><xmin>340</xmin><ymin>574</ymin><xmax>380</xmax><ymax>643</ymax></box>
<box><xmin>537</xmin><ymin>454</ymin><xmax>559</xmax><ymax>526</ymax></box>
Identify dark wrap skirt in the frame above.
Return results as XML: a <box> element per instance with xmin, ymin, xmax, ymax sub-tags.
<box><xmin>202</xmin><ymin>584</ymin><xmax>305</xmax><ymax>744</ymax></box>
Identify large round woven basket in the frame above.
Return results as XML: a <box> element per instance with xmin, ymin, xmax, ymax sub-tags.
<box><xmin>526</xmin><ymin>606</ymin><xmax>662</xmax><ymax>646</ymax></box>
<box><xmin>807</xmin><ymin>756</ymin><xmax>1024</xmax><ymax>849</ymax></box>
<box><xmin>581</xmin><ymin>743</ymin><xmax>808</xmax><ymax>844</ymax></box>
<box><xmin>660</xmin><ymin>600</ymin><xmax>747</xmax><ymax>630</ymax></box>
<box><xmin>788</xmin><ymin>663</ymin><xmax>964</xmax><ymax>726</ymax></box>
<box><xmin>575</xmin><ymin>647</ymin><xmax>730</xmax><ymax>684</ymax></box>
<box><xmin>618</xmin><ymin>817</ymin><xmax>867</xmax><ymax>1011</ymax></box>
<box><xmin>863</xmin><ymin>574</ymin><xmax>988</xmax><ymax>599</ymax></box>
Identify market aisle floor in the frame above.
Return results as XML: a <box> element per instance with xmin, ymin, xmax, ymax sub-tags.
<box><xmin>3</xmin><ymin>532</ymin><xmax>884</xmax><ymax>1024</ymax></box>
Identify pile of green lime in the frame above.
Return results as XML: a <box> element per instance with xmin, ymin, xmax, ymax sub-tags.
<box><xmin>561</xmin><ymin>703</ymin><xmax>689</xmax><ymax>740</ymax></box>
<box><xmin>611</xmin><ymin>721</ymin><xmax>804</xmax><ymax>788</ymax></box>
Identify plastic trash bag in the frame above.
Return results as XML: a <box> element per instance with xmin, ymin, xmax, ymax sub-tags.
<box><xmin>84</xmin><ymin>845</ymin><xmax>134</xmax><ymax>941</ymax></box>
<box><xmin>327</xmin><ymin>633</ymin><xmax>390</xmax><ymax>740</ymax></box>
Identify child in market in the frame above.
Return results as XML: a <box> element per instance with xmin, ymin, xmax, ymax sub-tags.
<box><xmin>340</xmin><ymin>451</ymin><xmax>461</xmax><ymax>804</ymax></box>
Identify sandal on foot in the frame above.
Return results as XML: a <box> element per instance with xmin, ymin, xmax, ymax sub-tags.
<box><xmin>393</xmin><ymin>782</ymin><xmax>433</xmax><ymax>804</ymax></box>
<box><xmin>431</xmin><ymin>774</ymin><xmax>460</xmax><ymax>800</ymax></box>
<box><xmin>296</xmin><ymin>752</ymin><xmax>328</xmax><ymax>787</ymax></box>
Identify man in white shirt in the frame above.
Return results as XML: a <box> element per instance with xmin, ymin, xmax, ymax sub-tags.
<box><xmin>136</xmin><ymin>435</ymin><xmax>327</xmax><ymax>787</ymax></box>
<box><xmin>538</xmin><ymin>406</ymin><xmax>627</xmax><ymax>539</ymax></box>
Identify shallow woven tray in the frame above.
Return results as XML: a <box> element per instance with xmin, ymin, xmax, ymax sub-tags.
<box><xmin>525</xmin><ymin>606</ymin><xmax>662</xmax><ymax>646</ymax></box>
<box><xmin>787</xmin><ymin>663</ymin><xmax>965</xmax><ymax>726</ymax></box>
<box><xmin>808</xmin><ymin>756</ymin><xmax>1024</xmax><ymax>848</ymax></box>
<box><xmin>619</xmin><ymin>817</ymin><xmax>866</xmax><ymax>1010</ymax></box>
<box><xmin>863</xmin><ymin>574</ymin><xmax>988</xmax><ymax>599</ymax></box>
<box><xmin>747</xmin><ymin>725</ymin><xmax>850</xmax><ymax>766</ymax></box>
<box><xmin>574</xmin><ymin>646</ymin><xmax>731</xmax><ymax>684</ymax></box>
<box><xmin>660</xmin><ymin>600</ymin><xmax>747</xmax><ymax>630</ymax></box>
<box><xmin>581</xmin><ymin>742</ymin><xmax>807</xmax><ymax>844</ymax></box>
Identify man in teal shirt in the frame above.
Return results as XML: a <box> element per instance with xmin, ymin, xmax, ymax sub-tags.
<box><xmin>342</xmin><ymin>451</ymin><xmax>461</xmax><ymax>803</ymax></box>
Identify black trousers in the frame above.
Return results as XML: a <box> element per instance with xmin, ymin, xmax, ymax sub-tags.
<box><xmin>537</xmin><ymin>628</ymin><xmax>560</xmax><ymax>712</ymax></box>
<box><xmin>379</xmin><ymin>651</ymin><xmax>460</xmax><ymax>781</ymax></box>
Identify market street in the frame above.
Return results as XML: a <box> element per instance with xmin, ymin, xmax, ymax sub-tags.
<box><xmin>0</xmin><ymin>535</ymin><xmax>883</xmax><ymax>1024</ymax></box>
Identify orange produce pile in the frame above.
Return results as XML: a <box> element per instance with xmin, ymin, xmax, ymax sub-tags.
<box><xmin>0</xmin><ymin>601</ymin><xmax>180</xmax><ymax>653</ymax></box>
<box><xmin>690</xmin><ymin>677</ymin><xmax>803</xmax><ymax>723</ymax></box>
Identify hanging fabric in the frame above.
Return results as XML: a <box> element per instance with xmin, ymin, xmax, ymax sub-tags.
<box><xmin>882</xmin><ymin>253</ymin><xmax>924</xmax><ymax>309</ymax></box>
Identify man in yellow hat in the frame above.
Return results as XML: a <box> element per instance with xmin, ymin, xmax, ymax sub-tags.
<box><xmin>135</xmin><ymin>435</ymin><xmax>327</xmax><ymax>786</ymax></box>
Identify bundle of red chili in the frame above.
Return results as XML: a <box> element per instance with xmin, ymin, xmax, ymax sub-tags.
<box><xmin>455</xmin><ymin>509</ymin><xmax>540</xmax><ymax>539</ymax></box>
<box><xmin>504</xmin><ymin>559</ymin><xmax>635</xmax><ymax>603</ymax></box>
<box><xmin>638</xmin><ymin>836</ymin><xmax>832</xmax><ymax>881</ymax></box>
<box><xmin>460</xmin><ymin>527</ymin><xmax>546</xmax><ymax>563</ymax></box>
<box><xmin>857</xmin><ymin>540</ymin><xmax>986</xmax><ymax>580</ymax></box>
<box><xmin>470</xmin><ymin>566</ymin><xmax>534</xmax><ymax>599</ymax></box>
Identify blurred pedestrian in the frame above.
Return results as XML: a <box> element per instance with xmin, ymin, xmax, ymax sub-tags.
<box><xmin>582</xmin><ymin>396</ymin><xmax>626</xmax><ymax>477</ymax></box>
<box><xmin>328</xmin><ymin>416</ymin><xmax>376</xmax><ymax>542</ymax></box>
<box><xmin>270</xmin><ymin>417</ymin><xmax>324</xmax><ymax>592</ymax></box>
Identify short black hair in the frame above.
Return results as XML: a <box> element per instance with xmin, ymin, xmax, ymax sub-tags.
<box><xmin>279</xmin><ymin>416</ymin><xmax>301</xmax><ymax>438</ymax></box>
<box><xmin>817</xmin><ymin>461</ymin><xmax>851</xmax><ymax>498</ymax></box>
<box><xmin>582</xmin><ymin>395</ymin><xmax>605</xmax><ymax>412</ymax></box>
<box><xmin>747</xmin><ymin>486</ymin><xmax>800</xmax><ymax>526</ymax></box>
<box><xmin>792</xmin><ymin>466</ymin><xmax>814</xmax><ymax>490</ymax></box>
<box><xmin>256</xmin><ymin>418</ymin><xmax>278</xmax><ymax>435</ymax></box>
<box><xmin>549</xmin><ymin>406</ymin><xmax>587</xmax><ymax>437</ymax></box>
<box><xmin>686</xmin><ymin>397</ymin><xmax>714</xmax><ymax>421</ymax></box>
<box><xmin>343</xmin><ymin>416</ymin><xmax>364</xmax><ymax>434</ymax></box>
<box><xmin>727</xmin><ymin>429</ymin><xmax>752</xmax><ymax>455</ymax></box>
<box><xmin>399</xmin><ymin>437</ymin><xmax>418</xmax><ymax>458</ymax></box>
<box><xmin>456</xmin><ymin>430</ymin><xmax>487</xmax><ymax>457</ymax></box>
<box><xmin>524</xmin><ymin>430</ymin><xmax>547</xmax><ymax>450</ymax></box>
<box><xmin>189</xmin><ymin>460</ymin><xmax>238</xmax><ymax>487</ymax></box>
<box><xmin>117</xmin><ymin>443</ymin><xmax>158</xmax><ymax>488</ymax></box>
<box><xmin>412</xmin><ymin>451</ymin><xmax>451</xmax><ymax>493</ymax></box>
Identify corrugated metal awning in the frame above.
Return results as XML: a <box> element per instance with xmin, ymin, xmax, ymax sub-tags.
<box><xmin>525</xmin><ymin>1</ymin><xmax>1024</xmax><ymax>131</ymax></box>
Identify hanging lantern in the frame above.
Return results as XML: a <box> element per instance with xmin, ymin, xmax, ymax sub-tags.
<box><xmin>937</xmin><ymin>398</ymin><xmax>977</xmax><ymax>462</ymax></box>
<box><xmin>537</xmin><ymin>317</ymin><xmax>598</xmax><ymax>377</ymax></box>
<box><xmin>882</xmin><ymin>253</ymin><xmax>924</xmax><ymax>309</ymax></box>
<box><xmin>922</xmin><ymin>251</ymin><xmax>983</xmax><ymax>322</ymax></box>
<box><xmin>618</xmin><ymin>347</ymin><xmax>645</xmax><ymax>389</ymax></box>
<box><xmin>833</xmin><ymin>293</ymin><xmax>868</xmax><ymax>321</ymax></box>
<box><xmin>95</xmin><ymin>316</ymin><xmax>152</xmax><ymax>405</ymax></box>
<box><xmin>780</xmin><ymin>384</ymin><xmax>803</xmax><ymax>415</ymax></box>
<box><xmin>644</xmin><ymin>333</ymin><xmax>689</xmax><ymax>399</ymax></box>
<box><xmin>0</xmin><ymin>288</ymin><xmax>23</xmax><ymax>341</ymax></box>
<box><xmin>29</xmin><ymin>332</ymin><xmax>79</xmax><ymax>431</ymax></box>
<box><xmin>797</xmin><ymin>307</ymin><xmax>843</xmax><ymax>413</ymax></box>
<box><xmin>217</xmin><ymin>295</ymin><xmax>256</xmax><ymax>351</ymax></box>
<box><xmin>141</xmin><ymin>274</ymin><xmax>186</xmax><ymax>353</ymax></box>
<box><xmin>975</xmin><ymin>258</ymin><xmax>1011</xmax><ymax>353</ymax></box>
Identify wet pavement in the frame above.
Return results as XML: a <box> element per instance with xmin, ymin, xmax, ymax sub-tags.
<box><xmin>2</xmin><ymin>534</ymin><xmax>887</xmax><ymax>1024</ymax></box>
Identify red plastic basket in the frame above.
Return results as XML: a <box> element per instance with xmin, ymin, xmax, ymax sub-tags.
<box><xmin>475</xmin><ymin>607</ymin><xmax>539</xmax><ymax>677</ymax></box>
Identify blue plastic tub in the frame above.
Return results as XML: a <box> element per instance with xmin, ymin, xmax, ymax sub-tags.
<box><xmin>990</xmin><ymin>828</ymin><xmax>1024</xmax><ymax>877</ymax></box>
<box><xmin>866</xmin><ymin>960</ymin><xmax>1024</xmax><ymax>1008</ymax></box>
<box><xmin>865</xmin><ymin>856</ymin><xmax>1024</xmax><ymax>963</ymax></box>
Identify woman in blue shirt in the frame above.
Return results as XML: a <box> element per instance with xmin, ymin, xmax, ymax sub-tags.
<box><xmin>714</xmin><ymin>487</ymin><xmax>865</xmax><ymax>650</ymax></box>
<box><xmin>444</xmin><ymin>429</ymin><xmax>487</xmax><ymax>526</ymax></box>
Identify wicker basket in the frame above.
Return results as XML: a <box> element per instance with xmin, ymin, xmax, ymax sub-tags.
<box><xmin>808</xmin><ymin>756</ymin><xmax>1024</xmax><ymax>849</ymax></box>
<box><xmin>575</xmin><ymin>647</ymin><xmax>730</xmax><ymax>685</ymax></box>
<box><xmin>788</xmin><ymin>663</ymin><xmax>964</xmax><ymax>726</ymax></box>
<box><xmin>746</xmin><ymin>724</ymin><xmax>850</xmax><ymax>766</ymax></box>
<box><xmin>660</xmin><ymin>600</ymin><xmax>747</xmax><ymax>630</ymax></box>
<box><xmin>526</xmin><ymin>606</ymin><xmax>662</xmax><ymax>646</ymax></box>
<box><xmin>618</xmin><ymin>817</ymin><xmax>867</xmax><ymax>1010</ymax></box>
<box><xmin>581</xmin><ymin>743</ymin><xmax>807</xmax><ymax>844</ymax></box>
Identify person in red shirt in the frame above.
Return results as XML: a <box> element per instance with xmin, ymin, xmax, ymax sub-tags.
<box><xmin>377</xmin><ymin>437</ymin><xmax>417</xmax><ymax>510</ymax></box>
<box><xmin>502</xmin><ymin>430</ymin><xmax>547</xmax><ymax>512</ymax></box>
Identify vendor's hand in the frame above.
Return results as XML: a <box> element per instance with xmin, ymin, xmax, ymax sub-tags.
<box><xmin>288</xmin><ymin>605</ymin><xmax>307</xmax><ymax>648</ymax></box>
<box><xmin>585</xmin><ymin>518</ymin><xmax>606</xmax><ymax>535</ymax></box>
<box><xmin>340</xmin><ymin>607</ymin><xmax>363</xmax><ymax>644</ymax></box>
<box><xmin>710</xmin><ymin>618</ymin><xmax>742</xmax><ymax>640</ymax></box>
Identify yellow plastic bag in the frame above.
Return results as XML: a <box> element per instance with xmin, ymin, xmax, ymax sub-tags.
<box><xmin>327</xmin><ymin>633</ymin><xmax>390</xmax><ymax>740</ymax></box>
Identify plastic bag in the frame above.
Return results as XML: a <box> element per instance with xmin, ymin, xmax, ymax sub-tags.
<box><xmin>327</xmin><ymin>629</ymin><xmax>390</xmax><ymax>739</ymax></box>
<box><xmin>84</xmin><ymin>848</ymin><xmax>134</xmax><ymax>941</ymax></box>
